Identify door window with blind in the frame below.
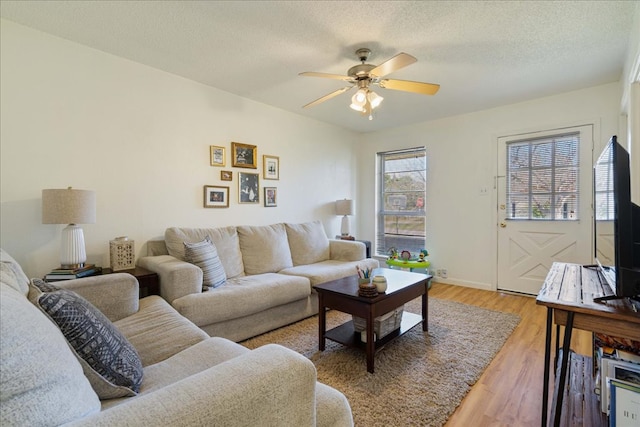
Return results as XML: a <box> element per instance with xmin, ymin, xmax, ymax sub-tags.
<box><xmin>376</xmin><ymin>147</ymin><xmax>426</xmax><ymax>256</ymax></box>
<box><xmin>506</xmin><ymin>133</ymin><xmax>580</xmax><ymax>220</ymax></box>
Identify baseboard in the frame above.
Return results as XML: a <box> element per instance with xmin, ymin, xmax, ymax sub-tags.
<box><xmin>431</xmin><ymin>277</ymin><xmax>494</xmax><ymax>291</ymax></box>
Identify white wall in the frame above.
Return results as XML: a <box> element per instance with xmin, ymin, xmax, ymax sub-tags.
<box><xmin>621</xmin><ymin>4</ymin><xmax>640</xmax><ymax>204</ymax></box>
<box><xmin>1</xmin><ymin>18</ymin><xmax>632</xmax><ymax>290</ymax></box>
<box><xmin>358</xmin><ymin>82</ymin><xmax>623</xmax><ymax>290</ymax></box>
<box><xmin>630</xmin><ymin>82</ymin><xmax>640</xmax><ymax>204</ymax></box>
<box><xmin>0</xmin><ymin>20</ymin><xmax>359</xmax><ymax>277</ymax></box>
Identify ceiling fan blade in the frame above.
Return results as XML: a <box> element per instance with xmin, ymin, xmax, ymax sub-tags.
<box><xmin>299</xmin><ymin>71</ymin><xmax>352</xmax><ymax>81</ymax></box>
<box><xmin>370</xmin><ymin>52</ymin><xmax>417</xmax><ymax>78</ymax></box>
<box><xmin>379</xmin><ymin>79</ymin><xmax>440</xmax><ymax>95</ymax></box>
<box><xmin>302</xmin><ymin>86</ymin><xmax>353</xmax><ymax>108</ymax></box>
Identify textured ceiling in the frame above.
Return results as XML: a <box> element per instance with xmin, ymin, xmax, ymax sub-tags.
<box><xmin>1</xmin><ymin>1</ymin><xmax>637</xmax><ymax>133</ymax></box>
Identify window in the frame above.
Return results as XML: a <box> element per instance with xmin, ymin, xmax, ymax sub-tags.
<box><xmin>506</xmin><ymin>133</ymin><xmax>580</xmax><ymax>220</ymax></box>
<box><xmin>594</xmin><ymin>144</ymin><xmax>614</xmax><ymax>220</ymax></box>
<box><xmin>376</xmin><ymin>147</ymin><xmax>426</xmax><ymax>256</ymax></box>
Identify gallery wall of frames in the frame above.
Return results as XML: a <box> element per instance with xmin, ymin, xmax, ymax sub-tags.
<box><xmin>206</xmin><ymin>143</ymin><xmax>279</xmax><ymax>208</ymax></box>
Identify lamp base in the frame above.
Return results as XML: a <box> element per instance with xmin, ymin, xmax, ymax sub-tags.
<box><xmin>340</xmin><ymin>215</ymin><xmax>351</xmax><ymax>237</ymax></box>
<box><xmin>60</xmin><ymin>224</ymin><xmax>87</xmax><ymax>269</ymax></box>
<box><xmin>60</xmin><ymin>263</ymin><xmax>85</xmax><ymax>270</ymax></box>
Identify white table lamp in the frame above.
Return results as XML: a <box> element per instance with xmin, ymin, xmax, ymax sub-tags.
<box><xmin>42</xmin><ymin>188</ymin><xmax>96</xmax><ymax>269</ymax></box>
<box><xmin>335</xmin><ymin>199</ymin><xmax>354</xmax><ymax>237</ymax></box>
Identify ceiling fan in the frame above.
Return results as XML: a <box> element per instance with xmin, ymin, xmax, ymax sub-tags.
<box><xmin>299</xmin><ymin>48</ymin><xmax>440</xmax><ymax>119</ymax></box>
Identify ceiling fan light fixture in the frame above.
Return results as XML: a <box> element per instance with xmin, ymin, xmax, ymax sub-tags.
<box><xmin>368</xmin><ymin>90</ymin><xmax>383</xmax><ymax>109</ymax></box>
<box><xmin>350</xmin><ymin>88</ymin><xmax>368</xmax><ymax>111</ymax></box>
<box><xmin>352</xmin><ymin>89</ymin><xmax>367</xmax><ymax>104</ymax></box>
<box><xmin>300</xmin><ymin>48</ymin><xmax>439</xmax><ymax>119</ymax></box>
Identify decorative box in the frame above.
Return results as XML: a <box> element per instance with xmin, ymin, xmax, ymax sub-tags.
<box><xmin>109</xmin><ymin>236</ymin><xmax>135</xmax><ymax>271</ymax></box>
<box><xmin>352</xmin><ymin>305</ymin><xmax>404</xmax><ymax>341</ymax></box>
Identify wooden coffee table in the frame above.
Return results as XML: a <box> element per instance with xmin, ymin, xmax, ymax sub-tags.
<box><xmin>315</xmin><ymin>268</ymin><xmax>431</xmax><ymax>373</ymax></box>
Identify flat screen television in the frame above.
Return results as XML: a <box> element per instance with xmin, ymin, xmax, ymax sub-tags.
<box><xmin>593</xmin><ymin>135</ymin><xmax>640</xmax><ymax>301</ymax></box>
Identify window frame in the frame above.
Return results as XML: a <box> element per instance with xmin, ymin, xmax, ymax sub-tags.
<box><xmin>506</xmin><ymin>132</ymin><xmax>580</xmax><ymax>221</ymax></box>
<box><xmin>376</xmin><ymin>147</ymin><xmax>427</xmax><ymax>257</ymax></box>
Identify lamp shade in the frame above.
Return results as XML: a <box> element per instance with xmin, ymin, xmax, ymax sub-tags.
<box><xmin>335</xmin><ymin>199</ymin><xmax>354</xmax><ymax>216</ymax></box>
<box><xmin>42</xmin><ymin>188</ymin><xmax>96</xmax><ymax>224</ymax></box>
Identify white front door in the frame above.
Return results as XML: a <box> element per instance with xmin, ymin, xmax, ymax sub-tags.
<box><xmin>496</xmin><ymin>125</ymin><xmax>594</xmax><ymax>295</ymax></box>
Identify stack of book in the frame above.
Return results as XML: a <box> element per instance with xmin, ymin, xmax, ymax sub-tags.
<box><xmin>44</xmin><ymin>265</ymin><xmax>102</xmax><ymax>282</ymax></box>
<box><xmin>593</xmin><ymin>333</ymin><xmax>640</xmax><ymax>418</ymax></box>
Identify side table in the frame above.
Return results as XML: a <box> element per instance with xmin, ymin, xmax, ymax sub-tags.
<box><xmin>102</xmin><ymin>266</ymin><xmax>160</xmax><ymax>298</ymax></box>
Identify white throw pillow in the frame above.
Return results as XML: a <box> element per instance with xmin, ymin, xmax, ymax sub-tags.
<box><xmin>0</xmin><ymin>249</ymin><xmax>30</xmax><ymax>295</ymax></box>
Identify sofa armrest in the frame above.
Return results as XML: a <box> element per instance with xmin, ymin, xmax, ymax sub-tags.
<box><xmin>329</xmin><ymin>239</ymin><xmax>366</xmax><ymax>262</ymax></box>
<box><xmin>55</xmin><ymin>274</ymin><xmax>138</xmax><ymax>322</ymax></box>
<box><xmin>137</xmin><ymin>255</ymin><xmax>202</xmax><ymax>303</ymax></box>
<box><xmin>65</xmin><ymin>344</ymin><xmax>319</xmax><ymax>427</ymax></box>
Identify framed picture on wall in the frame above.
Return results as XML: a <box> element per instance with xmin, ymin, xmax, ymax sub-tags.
<box><xmin>204</xmin><ymin>185</ymin><xmax>229</xmax><ymax>208</ymax></box>
<box><xmin>238</xmin><ymin>172</ymin><xmax>259</xmax><ymax>204</ymax></box>
<box><xmin>263</xmin><ymin>155</ymin><xmax>279</xmax><ymax>180</ymax></box>
<box><xmin>221</xmin><ymin>170</ymin><xmax>232</xmax><ymax>181</ymax></box>
<box><xmin>231</xmin><ymin>142</ymin><xmax>257</xmax><ymax>168</ymax></box>
<box><xmin>264</xmin><ymin>187</ymin><xmax>277</xmax><ymax>207</ymax></box>
<box><xmin>210</xmin><ymin>146</ymin><xmax>226</xmax><ymax>166</ymax></box>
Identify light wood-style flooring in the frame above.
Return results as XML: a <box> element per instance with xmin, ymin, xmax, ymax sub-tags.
<box><xmin>430</xmin><ymin>282</ymin><xmax>592</xmax><ymax>427</ymax></box>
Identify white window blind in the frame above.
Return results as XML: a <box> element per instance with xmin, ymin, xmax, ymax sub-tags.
<box><xmin>376</xmin><ymin>147</ymin><xmax>426</xmax><ymax>256</ymax></box>
<box><xmin>506</xmin><ymin>133</ymin><xmax>580</xmax><ymax>220</ymax></box>
<box><xmin>594</xmin><ymin>144</ymin><xmax>615</xmax><ymax>220</ymax></box>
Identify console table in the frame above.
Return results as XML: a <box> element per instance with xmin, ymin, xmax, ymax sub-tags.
<box><xmin>536</xmin><ymin>262</ymin><xmax>640</xmax><ymax>427</ymax></box>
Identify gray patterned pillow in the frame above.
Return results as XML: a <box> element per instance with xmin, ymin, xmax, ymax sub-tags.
<box><xmin>184</xmin><ymin>236</ymin><xmax>227</xmax><ymax>290</ymax></box>
<box><xmin>28</xmin><ymin>277</ymin><xmax>60</xmax><ymax>302</ymax></box>
<box><xmin>35</xmin><ymin>289</ymin><xmax>143</xmax><ymax>399</ymax></box>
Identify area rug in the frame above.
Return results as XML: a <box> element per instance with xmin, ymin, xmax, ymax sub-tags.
<box><xmin>241</xmin><ymin>297</ymin><xmax>521</xmax><ymax>427</ymax></box>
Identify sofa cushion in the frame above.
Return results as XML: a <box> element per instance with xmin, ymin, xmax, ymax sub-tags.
<box><xmin>35</xmin><ymin>289</ymin><xmax>144</xmax><ymax>399</ymax></box>
<box><xmin>280</xmin><ymin>258</ymin><xmax>380</xmax><ymax>286</ymax></box>
<box><xmin>165</xmin><ymin>226</ymin><xmax>244</xmax><ymax>279</ymax></box>
<box><xmin>101</xmin><ymin>337</ymin><xmax>250</xmax><ymax>410</ymax></box>
<box><xmin>237</xmin><ymin>223</ymin><xmax>293</xmax><ymax>275</ymax></box>
<box><xmin>0</xmin><ymin>248</ymin><xmax>30</xmax><ymax>296</ymax></box>
<box><xmin>114</xmin><ymin>296</ymin><xmax>209</xmax><ymax>366</ymax></box>
<box><xmin>141</xmin><ymin>338</ymin><xmax>249</xmax><ymax>394</ymax></box>
<box><xmin>184</xmin><ymin>237</ymin><xmax>227</xmax><ymax>290</ymax></box>
<box><xmin>0</xmin><ymin>283</ymin><xmax>100</xmax><ymax>425</ymax></box>
<box><xmin>285</xmin><ymin>221</ymin><xmax>330</xmax><ymax>266</ymax></box>
<box><xmin>172</xmin><ymin>273</ymin><xmax>310</xmax><ymax>326</ymax></box>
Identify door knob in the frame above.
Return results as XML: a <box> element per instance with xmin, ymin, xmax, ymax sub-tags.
<box><xmin>500</xmin><ymin>222</ymin><xmax>507</xmax><ymax>228</ymax></box>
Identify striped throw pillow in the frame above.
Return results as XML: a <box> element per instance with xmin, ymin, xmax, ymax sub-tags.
<box><xmin>184</xmin><ymin>237</ymin><xmax>227</xmax><ymax>290</ymax></box>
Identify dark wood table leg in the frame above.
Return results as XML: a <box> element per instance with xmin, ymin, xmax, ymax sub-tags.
<box><xmin>422</xmin><ymin>283</ymin><xmax>428</xmax><ymax>331</ymax></box>
<box><xmin>541</xmin><ymin>307</ymin><xmax>553</xmax><ymax>427</ymax></box>
<box><xmin>318</xmin><ymin>293</ymin><xmax>326</xmax><ymax>351</ymax></box>
<box><xmin>366</xmin><ymin>308</ymin><xmax>375</xmax><ymax>373</ymax></box>
<box><xmin>553</xmin><ymin>311</ymin><xmax>574</xmax><ymax>427</ymax></box>
<box><xmin>554</xmin><ymin>324</ymin><xmax>560</xmax><ymax>372</ymax></box>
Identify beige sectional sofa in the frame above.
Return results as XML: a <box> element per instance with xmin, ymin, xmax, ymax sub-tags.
<box><xmin>1</xmin><ymin>249</ymin><xmax>353</xmax><ymax>426</ymax></box>
<box><xmin>138</xmin><ymin>221</ymin><xmax>379</xmax><ymax>341</ymax></box>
